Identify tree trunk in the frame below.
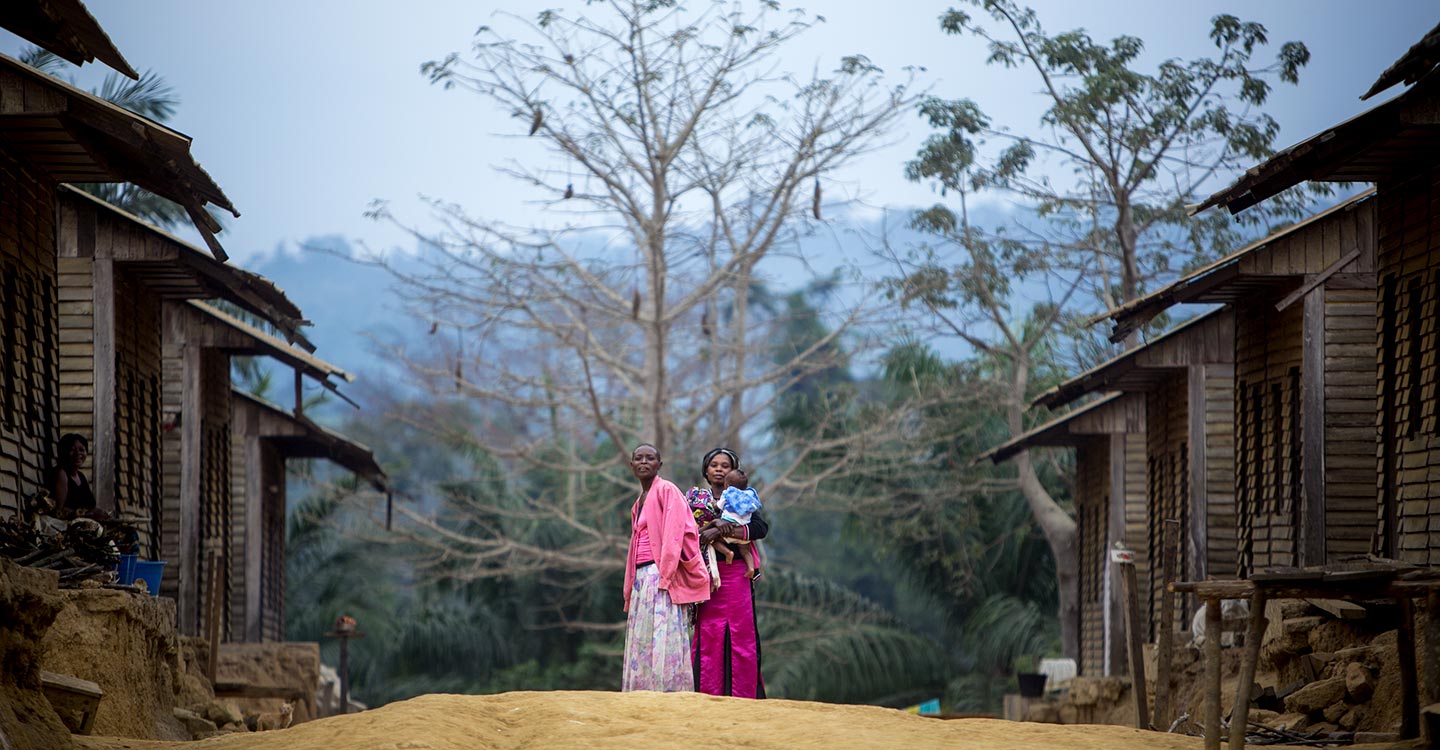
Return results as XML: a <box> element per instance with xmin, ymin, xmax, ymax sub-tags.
<box><xmin>1115</xmin><ymin>196</ymin><xmax>1141</xmax><ymax>349</ymax></box>
<box><xmin>1009</xmin><ymin>358</ymin><xmax>1081</xmax><ymax>659</ymax></box>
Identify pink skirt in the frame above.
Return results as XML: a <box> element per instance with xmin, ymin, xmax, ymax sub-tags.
<box><xmin>692</xmin><ymin>555</ymin><xmax>764</xmax><ymax>697</ymax></box>
<box><xmin>622</xmin><ymin>564</ymin><xmax>694</xmax><ymax>692</ymax></box>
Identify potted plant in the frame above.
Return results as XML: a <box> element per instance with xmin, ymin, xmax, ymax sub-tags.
<box><xmin>1015</xmin><ymin>655</ymin><xmax>1047</xmax><ymax>698</ymax></box>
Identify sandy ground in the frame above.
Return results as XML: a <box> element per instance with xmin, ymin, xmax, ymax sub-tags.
<box><xmin>72</xmin><ymin>690</ymin><xmax>1210</xmax><ymax>750</ymax></box>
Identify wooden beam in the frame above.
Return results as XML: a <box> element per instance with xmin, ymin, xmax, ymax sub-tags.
<box><xmin>1300</xmin><ymin>288</ymin><xmax>1326</xmax><ymax>566</ymax></box>
<box><xmin>1274</xmin><ymin>247</ymin><xmax>1363</xmax><ymax>312</ymax></box>
<box><xmin>1401</xmin><ymin>597</ymin><xmax>1420</xmax><ymax>738</ymax></box>
<box><xmin>178</xmin><ymin>343</ymin><xmax>202</xmax><ymax>636</ymax></box>
<box><xmin>243</xmin><ymin>431</ymin><xmax>264</xmax><ymax>643</ymax></box>
<box><xmin>1229</xmin><ymin>590</ymin><xmax>1269</xmax><ymax>750</ymax></box>
<box><xmin>1187</xmin><ymin>366</ymin><xmax>1208</xmax><ymax>582</ymax></box>
<box><xmin>1203</xmin><ymin>597</ymin><xmax>1223</xmax><ymax>750</ymax></box>
<box><xmin>1305</xmin><ymin>598</ymin><xmax>1366</xmax><ymax>620</ymax></box>
<box><xmin>1121</xmin><ymin>557</ymin><xmax>1150</xmax><ymax>730</ymax></box>
<box><xmin>1153</xmin><ymin>519</ymin><xmax>1180</xmax><ymax>729</ymax></box>
<box><xmin>92</xmin><ymin>257</ymin><xmax>116</xmax><ymax>515</ymax></box>
<box><xmin>1106</xmin><ymin>433</ymin><xmax>1129</xmax><ymax>677</ymax></box>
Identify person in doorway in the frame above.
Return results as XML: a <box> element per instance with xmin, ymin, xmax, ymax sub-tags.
<box><xmin>47</xmin><ymin>433</ymin><xmax>105</xmax><ymax>520</ymax></box>
<box><xmin>621</xmin><ymin>443</ymin><xmax>710</xmax><ymax>691</ymax></box>
<box><xmin>687</xmin><ymin>447</ymin><xmax>769</xmax><ymax>698</ymax></box>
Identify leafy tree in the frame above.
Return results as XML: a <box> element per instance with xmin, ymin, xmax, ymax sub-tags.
<box><xmin>893</xmin><ymin>0</ymin><xmax>1316</xmax><ymax>660</ymax></box>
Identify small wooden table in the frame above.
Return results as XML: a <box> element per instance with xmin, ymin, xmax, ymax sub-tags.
<box><xmin>1171</xmin><ymin>565</ymin><xmax>1440</xmax><ymax>750</ymax></box>
<box><xmin>40</xmin><ymin>670</ymin><xmax>103</xmax><ymax>735</ymax></box>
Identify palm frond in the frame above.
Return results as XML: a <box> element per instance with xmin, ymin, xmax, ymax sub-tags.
<box><xmin>95</xmin><ymin>70</ymin><xmax>178</xmax><ymax>121</ymax></box>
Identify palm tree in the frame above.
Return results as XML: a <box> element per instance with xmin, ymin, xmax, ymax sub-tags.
<box><xmin>19</xmin><ymin>47</ymin><xmax>193</xmax><ymax>229</ymax></box>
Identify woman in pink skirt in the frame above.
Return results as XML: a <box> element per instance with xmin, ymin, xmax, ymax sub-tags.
<box><xmin>687</xmin><ymin>447</ymin><xmax>769</xmax><ymax>698</ymax></box>
<box><xmin>621</xmin><ymin>443</ymin><xmax>711</xmax><ymax>691</ymax></box>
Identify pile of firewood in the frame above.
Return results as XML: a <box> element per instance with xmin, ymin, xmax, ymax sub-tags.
<box><xmin>0</xmin><ymin>515</ymin><xmax>124</xmax><ymax>585</ymax></box>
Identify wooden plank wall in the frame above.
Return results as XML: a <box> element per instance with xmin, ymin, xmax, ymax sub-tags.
<box><xmin>1376</xmin><ymin>165</ymin><xmax>1440</xmax><ymax>563</ymax></box>
<box><xmin>0</xmin><ymin>145</ymin><xmax>58</xmax><ymax>516</ymax></box>
<box><xmin>1234</xmin><ymin>299</ymin><xmax>1304</xmax><ymax>575</ymax></box>
<box><xmin>160</xmin><ymin>342</ymin><xmax>183</xmax><ymax>600</ymax></box>
<box><xmin>259</xmin><ymin>443</ymin><xmax>286</xmax><ymax>641</ymax></box>
<box><xmin>1146</xmin><ymin>376</ymin><xmax>1189</xmax><ymax>640</ymax></box>
<box><xmin>56</xmin><ymin>259</ymin><xmax>94</xmax><ymax>443</ymax></box>
<box><xmin>198</xmin><ymin>350</ymin><xmax>233</xmax><ymax>642</ymax></box>
<box><xmin>113</xmin><ymin>270</ymin><xmax>164</xmax><ymax>553</ymax></box>
<box><xmin>1076</xmin><ymin>439</ymin><xmax>1109</xmax><ymax>677</ymax></box>
<box><xmin>1201</xmin><ymin>364</ymin><xmax>1237</xmax><ymax>578</ymax></box>
<box><xmin>229</xmin><ymin>426</ymin><xmax>248</xmax><ymax>641</ymax></box>
<box><xmin>1323</xmin><ymin>285</ymin><xmax>1379</xmax><ymax>560</ymax></box>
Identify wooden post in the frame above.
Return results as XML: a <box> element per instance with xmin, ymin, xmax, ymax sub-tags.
<box><xmin>1203</xmin><ymin>596</ymin><xmax>1223</xmax><ymax>750</ymax></box>
<box><xmin>1153</xmin><ymin>519</ymin><xmax>1180</xmax><ymax>729</ymax></box>
<box><xmin>1401</xmin><ymin>597</ymin><xmax>1420</xmax><ymax>738</ymax></box>
<box><xmin>1228</xmin><ymin>590</ymin><xmax>1268</xmax><ymax>750</ymax></box>
<box><xmin>338</xmin><ymin>635</ymin><xmax>351</xmax><ymax>715</ymax></box>
<box><xmin>1120</xmin><ymin>557</ymin><xmax>1150</xmax><ymax>729</ymax></box>
<box><xmin>205</xmin><ymin>550</ymin><xmax>224</xmax><ymax>682</ymax></box>
<box><xmin>1427</xmin><ymin>589</ymin><xmax>1440</xmax><ymax>707</ymax></box>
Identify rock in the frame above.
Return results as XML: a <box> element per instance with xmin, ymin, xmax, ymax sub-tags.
<box><xmin>1267</xmin><ymin>712</ymin><xmax>1310</xmax><ymax>731</ymax></box>
<box><xmin>1322</xmin><ymin>700</ymin><xmax>1348</xmax><ymax>723</ymax></box>
<box><xmin>1024</xmin><ymin>702</ymin><xmax>1061</xmax><ymax>723</ymax></box>
<box><xmin>1307</xmin><ymin>721</ymin><xmax>1338</xmax><ymax>736</ymax></box>
<box><xmin>172</xmin><ymin>707</ymin><xmax>217</xmax><ymax>739</ymax></box>
<box><xmin>1354</xmin><ymin>731</ymin><xmax>1399</xmax><ymax>744</ymax></box>
<box><xmin>1308</xmin><ymin>619</ymin><xmax>1359</xmax><ymax>655</ymax></box>
<box><xmin>1249</xmin><ymin>709</ymin><xmax>1281</xmax><ymax>725</ymax></box>
<box><xmin>1283</xmin><ymin>616</ymin><xmax>1324</xmax><ymax>634</ymax></box>
<box><xmin>0</xmin><ymin>559</ymin><xmax>72</xmax><ymax>750</ymax></box>
<box><xmin>1344</xmin><ymin>662</ymin><xmax>1375</xmax><ymax>703</ymax></box>
<box><xmin>204</xmin><ymin>700</ymin><xmax>245</xmax><ymax>727</ymax></box>
<box><xmin>1331</xmin><ymin>644</ymin><xmax>1382</xmax><ymax>669</ymax></box>
<box><xmin>1338</xmin><ymin>705</ymin><xmax>1363</xmax><ymax>730</ymax></box>
<box><xmin>1057</xmin><ymin>703</ymin><xmax>1079</xmax><ymax>725</ymax></box>
<box><xmin>221</xmin><ymin>721</ymin><xmax>249</xmax><ymax>732</ymax></box>
<box><xmin>1069</xmin><ymin>678</ymin><xmax>1099</xmax><ymax>707</ymax></box>
<box><xmin>1284</xmin><ymin>677</ymin><xmax>1347</xmax><ymax>715</ymax></box>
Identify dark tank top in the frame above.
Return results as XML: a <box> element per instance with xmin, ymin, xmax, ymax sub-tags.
<box><xmin>57</xmin><ymin>469</ymin><xmax>96</xmax><ymax>514</ymax></box>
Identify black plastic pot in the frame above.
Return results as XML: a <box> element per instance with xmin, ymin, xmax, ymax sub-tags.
<box><xmin>1016</xmin><ymin>672</ymin><xmax>1047</xmax><ymax>698</ymax></box>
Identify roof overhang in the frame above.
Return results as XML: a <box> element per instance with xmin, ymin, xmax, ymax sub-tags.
<box><xmin>1195</xmin><ymin>73</ymin><xmax>1440</xmax><ymax>217</ymax></box>
<box><xmin>232</xmin><ymin>388</ymin><xmax>386</xmax><ymax>491</ymax></box>
<box><xmin>0</xmin><ymin>0</ymin><xmax>137</xmax><ymax>78</ymax></box>
<box><xmin>1363</xmin><ymin>21</ymin><xmax>1440</xmax><ymax>100</ymax></box>
<box><xmin>189</xmin><ymin>300</ymin><xmax>354</xmax><ymax>406</ymax></box>
<box><xmin>0</xmin><ymin>52</ymin><xmax>237</xmax><ymax>259</ymax></box>
<box><xmin>1109</xmin><ymin>190</ymin><xmax>1375</xmax><ymax>341</ymax></box>
<box><xmin>1034</xmin><ymin>308</ymin><xmax>1233</xmax><ymax>410</ymax></box>
<box><xmin>59</xmin><ymin>185</ymin><xmax>312</xmax><ymax>348</ymax></box>
<box><xmin>980</xmin><ymin>393</ymin><xmax>1141</xmax><ymax>464</ymax></box>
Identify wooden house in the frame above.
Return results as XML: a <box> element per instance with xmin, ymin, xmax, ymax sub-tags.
<box><xmin>162</xmin><ymin>299</ymin><xmax>359</xmax><ymax>639</ymax></box>
<box><xmin>230</xmin><ymin>389</ymin><xmax>385</xmax><ymax>643</ymax></box>
<box><xmin>1107</xmin><ymin>192</ymin><xmax>1379</xmax><ymax>573</ymax></box>
<box><xmin>0</xmin><ymin>0</ymin><xmax>137</xmax><ymax>79</ymax></box>
<box><xmin>53</xmin><ymin>186</ymin><xmax>307</xmax><ymax>557</ymax></box>
<box><xmin>0</xmin><ymin>49</ymin><xmax>236</xmax><ymax>518</ymax></box>
<box><xmin>981</xmin><ymin>393</ymin><xmax>1147</xmax><ymax>678</ymax></box>
<box><xmin>1194</xmin><ymin>28</ymin><xmax>1440</xmax><ymax>565</ymax></box>
<box><xmin>1032</xmin><ymin>309</ymin><xmax>1236</xmax><ymax>639</ymax></box>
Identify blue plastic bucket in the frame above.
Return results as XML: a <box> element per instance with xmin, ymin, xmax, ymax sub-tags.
<box><xmin>117</xmin><ymin>553</ymin><xmax>138</xmax><ymax>585</ymax></box>
<box><xmin>133</xmin><ymin>560</ymin><xmax>165</xmax><ymax>597</ymax></box>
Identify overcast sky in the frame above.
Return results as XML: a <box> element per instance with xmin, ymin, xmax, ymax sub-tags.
<box><xmin>3</xmin><ymin>2</ymin><xmax>1435</xmax><ymax>264</ymax></box>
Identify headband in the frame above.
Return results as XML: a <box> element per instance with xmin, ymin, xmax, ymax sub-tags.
<box><xmin>701</xmin><ymin>448</ymin><xmax>740</xmax><ymax>475</ymax></box>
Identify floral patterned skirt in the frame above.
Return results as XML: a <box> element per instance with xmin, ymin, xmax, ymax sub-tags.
<box><xmin>622</xmin><ymin>564</ymin><xmax>695</xmax><ymax>692</ymax></box>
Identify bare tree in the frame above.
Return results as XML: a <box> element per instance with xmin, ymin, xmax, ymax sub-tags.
<box><xmin>360</xmin><ymin>1</ymin><xmax>917</xmax><ymax>591</ymax></box>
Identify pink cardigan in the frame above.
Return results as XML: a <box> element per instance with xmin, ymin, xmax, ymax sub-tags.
<box><xmin>623</xmin><ymin>476</ymin><xmax>711</xmax><ymax>612</ymax></box>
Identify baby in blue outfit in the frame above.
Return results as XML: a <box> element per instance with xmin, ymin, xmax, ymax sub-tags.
<box><xmin>718</xmin><ymin>469</ymin><xmax>763</xmax><ymax>577</ymax></box>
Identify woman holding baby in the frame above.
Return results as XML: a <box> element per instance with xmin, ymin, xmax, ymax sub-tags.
<box><xmin>686</xmin><ymin>447</ymin><xmax>768</xmax><ymax>698</ymax></box>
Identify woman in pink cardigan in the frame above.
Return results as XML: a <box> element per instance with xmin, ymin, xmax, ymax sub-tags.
<box><xmin>621</xmin><ymin>443</ymin><xmax>711</xmax><ymax>691</ymax></box>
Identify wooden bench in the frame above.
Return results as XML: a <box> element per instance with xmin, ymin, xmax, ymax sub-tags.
<box><xmin>40</xmin><ymin>670</ymin><xmax>102</xmax><ymax>735</ymax></box>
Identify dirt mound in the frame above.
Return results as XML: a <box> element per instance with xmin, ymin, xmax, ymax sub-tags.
<box><xmin>74</xmin><ymin>690</ymin><xmax>1214</xmax><ymax>750</ymax></box>
<box><xmin>0</xmin><ymin>559</ymin><xmax>71</xmax><ymax>750</ymax></box>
